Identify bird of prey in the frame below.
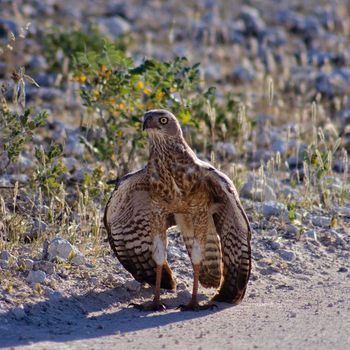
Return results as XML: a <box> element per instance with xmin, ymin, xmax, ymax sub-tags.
<box><xmin>104</xmin><ymin>109</ymin><xmax>251</xmax><ymax>311</ymax></box>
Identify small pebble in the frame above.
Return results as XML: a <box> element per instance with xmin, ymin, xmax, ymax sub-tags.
<box><xmin>305</xmin><ymin>230</ymin><xmax>318</xmax><ymax>241</ymax></box>
<box><xmin>0</xmin><ymin>251</ymin><xmax>11</xmax><ymax>261</ymax></box>
<box><xmin>277</xmin><ymin>250</ymin><xmax>296</xmax><ymax>262</ymax></box>
<box><xmin>27</xmin><ymin>270</ymin><xmax>46</xmax><ymax>284</ymax></box>
<box><xmin>12</xmin><ymin>305</ymin><xmax>26</xmax><ymax>320</ymax></box>
<box><xmin>124</xmin><ymin>280</ymin><xmax>141</xmax><ymax>292</ymax></box>
<box><xmin>18</xmin><ymin>258</ymin><xmax>34</xmax><ymax>271</ymax></box>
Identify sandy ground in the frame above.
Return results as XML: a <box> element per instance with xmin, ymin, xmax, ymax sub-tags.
<box><xmin>1</xmin><ymin>270</ymin><xmax>349</xmax><ymax>350</ymax></box>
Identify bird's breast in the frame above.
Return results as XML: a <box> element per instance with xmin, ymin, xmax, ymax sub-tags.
<box><xmin>149</xmin><ymin>173</ymin><xmax>208</xmax><ymax>213</ymax></box>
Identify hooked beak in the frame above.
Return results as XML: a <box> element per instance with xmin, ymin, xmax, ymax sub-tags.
<box><xmin>142</xmin><ymin>114</ymin><xmax>151</xmax><ymax>130</ymax></box>
<box><xmin>143</xmin><ymin>113</ymin><xmax>156</xmax><ymax>130</ymax></box>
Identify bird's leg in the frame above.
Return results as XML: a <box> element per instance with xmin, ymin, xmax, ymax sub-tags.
<box><xmin>178</xmin><ymin>240</ymin><xmax>216</xmax><ymax>311</ymax></box>
<box><xmin>152</xmin><ymin>263</ymin><xmax>164</xmax><ymax>305</ymax></box>
<box><xmin>178</xmin><ymin>211</ymin><xmax>217</xmax><ymax>311</ymax></box>
<box><xmin>190</xmin><ymin>262</ymin><xmax>200</xmax><ymax>305</ymax></box>
<box><xmin>131</xmin><ymin>234</ymin><xmax>167</xmax><ymax>311</ymax></box>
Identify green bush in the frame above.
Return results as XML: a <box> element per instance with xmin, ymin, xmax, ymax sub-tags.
<box><xmin>0</xmin><ymin>83</ymin><xmax>48</xmax><ymax>173</ymax></box>
<box><xmin>73</xmin><ymin>42</ymin><xmax>205</xmax><ymax>174</ymax></box>
<box><xmin>43</xmin><ymin>28</ymin><xmax>246</xmax><ymax>175</ymax></box>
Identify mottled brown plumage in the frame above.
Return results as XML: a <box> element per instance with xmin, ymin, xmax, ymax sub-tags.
<box><xmin>104</xmin><ymin>109</ymin><xmax>251</xmax><ymax>310</ymax></box>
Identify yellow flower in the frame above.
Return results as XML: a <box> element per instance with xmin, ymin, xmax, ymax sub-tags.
<box><xmin>136</xmin><ymin>102</ymin><xmax>144</xmax><ymax>110</ymax></box>
<box><xmin>170</xmin><ymin>86</ymin><xmax>177</xmax><ymax>92</ymax></box>
<box><xmin>137</xmin><ymin>80</ymin><xmax>144</xmax><ymax>89</ymax></box>
<box><xmin>1</xmin><ymin>98</ymin><xmax>9</xmax><ymax>113</ymax></box>
<box><xmin>107</xmin><ymin>97</ymin><xmax>117</xmax><ymax>105</ymax></box>
<box><xmin>101</xmin><ymin>64</ymin><xmax>107</xmax><ymax>73</ymax></box>
<box><xmin>330</xmin><ymin>215</ymin><xmax>337</xmax><ymax>228</ymax></box>
<box><xmin>79</xmin><ymin>75</ymin><xmax>87</xmax><ymax>83</ymax></box>
<box><xmin>143</xmin><ymin>87</ymin><xmax>151</xmax><ymax>95</ymax></box>
<box><xmin>156</xmin><ymin>91</ymin><xmax>165</xmax><ymax>100</ymax></box>
<box><xmin>92</xmin><ymin>89</ymin><xmax>100</xmax><ymax>98</ymax></box>
<box><xmin>99</xmin><ymin>64</ymin><xmax>111</xmax><ymax>79</ymax></box>
<box><xmin>73</xmin><ymin>74</ymin><xmax>87</xmax><ymax>83</ymax></box>
<box><xmin>119</xmin><ymin>102</ymin><xmax>125</xmax><ymax>110</ymax></box>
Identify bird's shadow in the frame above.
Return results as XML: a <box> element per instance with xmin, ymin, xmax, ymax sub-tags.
<box><xmin>0</xmin><ymin>286</ymin><xmax>229</xmax><ymax>348</ymax></box>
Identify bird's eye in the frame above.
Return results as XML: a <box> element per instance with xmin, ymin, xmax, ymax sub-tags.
<box><xmin>159</xmin><ymin>117</ymin><xmax>168</xmax><ymax>125</ymax></box>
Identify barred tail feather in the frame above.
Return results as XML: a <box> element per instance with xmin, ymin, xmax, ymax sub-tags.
<box><xmin>212</xmin><ymin>237</ymin><xmax>251</xmax><ymax>304</ymax></box>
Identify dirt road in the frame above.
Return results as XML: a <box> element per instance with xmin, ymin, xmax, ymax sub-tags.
<box><xmin>1</xmin><ymin>273</ymin><xmax>349</xmax><ymax>350</ymax></box>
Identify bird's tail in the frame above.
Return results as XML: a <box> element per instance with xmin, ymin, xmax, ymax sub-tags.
<box><xmin>212</xmin><ymin>235</ymin><xmax>251</xmax><ymax>304</ymax></box>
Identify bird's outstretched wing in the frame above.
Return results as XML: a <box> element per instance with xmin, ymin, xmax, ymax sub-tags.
<box><xmin>203</xmin><ymin>165</ymin><xmax>252</xmax><ymax>304</ymax></box>
<box><xmin>104</xmin><ymin>167</ymin><xmax>176</xmax><ymax>290</ymax></box>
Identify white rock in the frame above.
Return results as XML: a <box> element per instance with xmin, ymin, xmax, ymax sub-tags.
<box><xmin>62</xmin><ymin>157</ymin><xmax>79</xmax><ymax>172</ymax></box>
<box><xmin>286</xmin><ymin>224</ymin><xmax>299</xmax><ymax>235</ymax></box>
<box><xmin>17</xmin><ymin>258</ymin><xmax>34</xmax><ymax>271</ymax></box>
<box><xmin>0</xmin><ymin>260</ymin><xmax>9</xmax><ymax>269</ymax></box>
<box><xmin>0</xmin><ymin>304</ymin><xmax>8</xmax><ymax>316</ymax></box>
<box><xmin>281</xmin><ymin>210</ymin><xmax>302</xmax><ymax>224</ymax></box>
<box><xmin>27</xmin><ymin>270</ymin><xmax>46</xmax><ymax>284</ymax></box>
<box><xmin>0</xmin><ymin>251</ymin><xmax>12</xmax><ymax>261</ymax></box>
<box><xmin>312</xmin><ymin>216</ymin><xmax>330</xmax><ymax>228</ymax></box>
<box><xmin>240</xmin><ymin>179</ymin><xmax>276</xmax><ymax>202</ymax></box>
<box><xmin>31</xmin><ymin>219</ymin><xmax>48</xmax><ymax>233</ymax></box>
<box><xmin>335</xmin><ymin>205</ymin><xmax>350</xmax><ymax>218</ymax></box>
<box><xmin>277</xmin><ymin>249</ymin><xmax>296</xmax><ymax>262</ymax></box>
<box><xmin>262</xmin><ymin>201</ymin><xmax>287</xmax><ymax>218</ymax></box>
<box><xmin>176</xmin><ymin>282</ymin><xmax>187</xmax><ymax>291</ymax></box>
<box><xmin>124</xmin><ymin>280</ymin><xmax>141</xmax><ymax>292</ymax></box>
<box><xmin>46</xmin><ymin>237</ymin><xmax>86</xmax><ymax>265</ymax></box>
<box><xmin>71</xmin><ymin>253</ymin><xmax>86</xmax><ymax>266</ymax></box>
<box><xmin>0</xmin><ymin>176</ymin><xmax>11</xmax><ymax>187</ymax></box>
<box><xmin>90</xmin><ymin>277</ymin><xmax>99</xmax><ymax>285</ymax></box>
<box><xmin>12</xmin><ymin>305</ymin><xmax>26</xmax><ymax>320</ymax></box>
<box><xmin>271</xmin><ymin>139</ymin><xmax>287</xmax><ymax>155</ymax></box>
<box><xmin>203</xmin><ymin>63</ymin><xmax>223</xmax><ymax>82</ymax></box>
<box><xmin>47</xmin><ymin>237</ymin><xmax>73</xmax><ymax>260</ymax></box>
<box><xmin>15</xmin><ymin>154</ymin><xmax>34</xmax><ymax>172</ymax></box>
<box><xmin>9</xmin><ymin>174</ymin><xmax>29</xmax><ymax>184</ymax></box>
<box><xmin>49</xmin><ymin>291</ymin><xmax>63</xmax><ymax>301</ymax></box>
<box><xmin>328</xmin><ymin>230</ymin><xmax>345</xmax><ymax>245</ymax></box>
<box><xmin>305</xmin><ymin>230</ymin><xmax>318</xmax><ymax>241</ymax></box>
<box><xmin>96</xmin><ymin>16</ymin><xmax>131</xmax><ymax>40</ymax></box>
<box><xmin>270</xmin><ymin>241</ymin><xmax>281</xmax><ymax>250</ymax></box>
<box><xmin>256</xmin><ymin>129</ymin><xmax>270</xmax><ymax>147</ymax></box>
<box><xmin>43</xmin><ymin>287</ymin><xmax>62</xmax><ymax>301</ymax></box>
<box><xmin>214</xmin><ymin>142</ymin><xmax>237</xmax><ymax>160</ymax></box>
<box><xmin>34</xmin><ymin>261</ymin><xmax>55</xmax><ymax>275</ymax></box>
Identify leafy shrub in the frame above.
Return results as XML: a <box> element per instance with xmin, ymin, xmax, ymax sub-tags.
<box><xmin>0</xmin><ymin>79</ymin><xmax>48</xmax><ymax>173</ymax></box>
<box><xmin>32</xmin><ymin>143</ymin><xmax>66</xmax><ymax>197</ymax></box>
<box><xmin>43</xmin><ymin>26</ymin><xmax>248</xmax><ymax>175</ymax></box>
<box><xmin>73</xmin><ymin>42</ymin><xmax>205</xmax><ymax>174</ymax></box>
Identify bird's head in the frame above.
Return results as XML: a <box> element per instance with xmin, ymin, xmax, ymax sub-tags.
<box><xmin>143</xmin><ymin>109</ymin><xmax>182</xmax><ymax>138</ymax></box>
